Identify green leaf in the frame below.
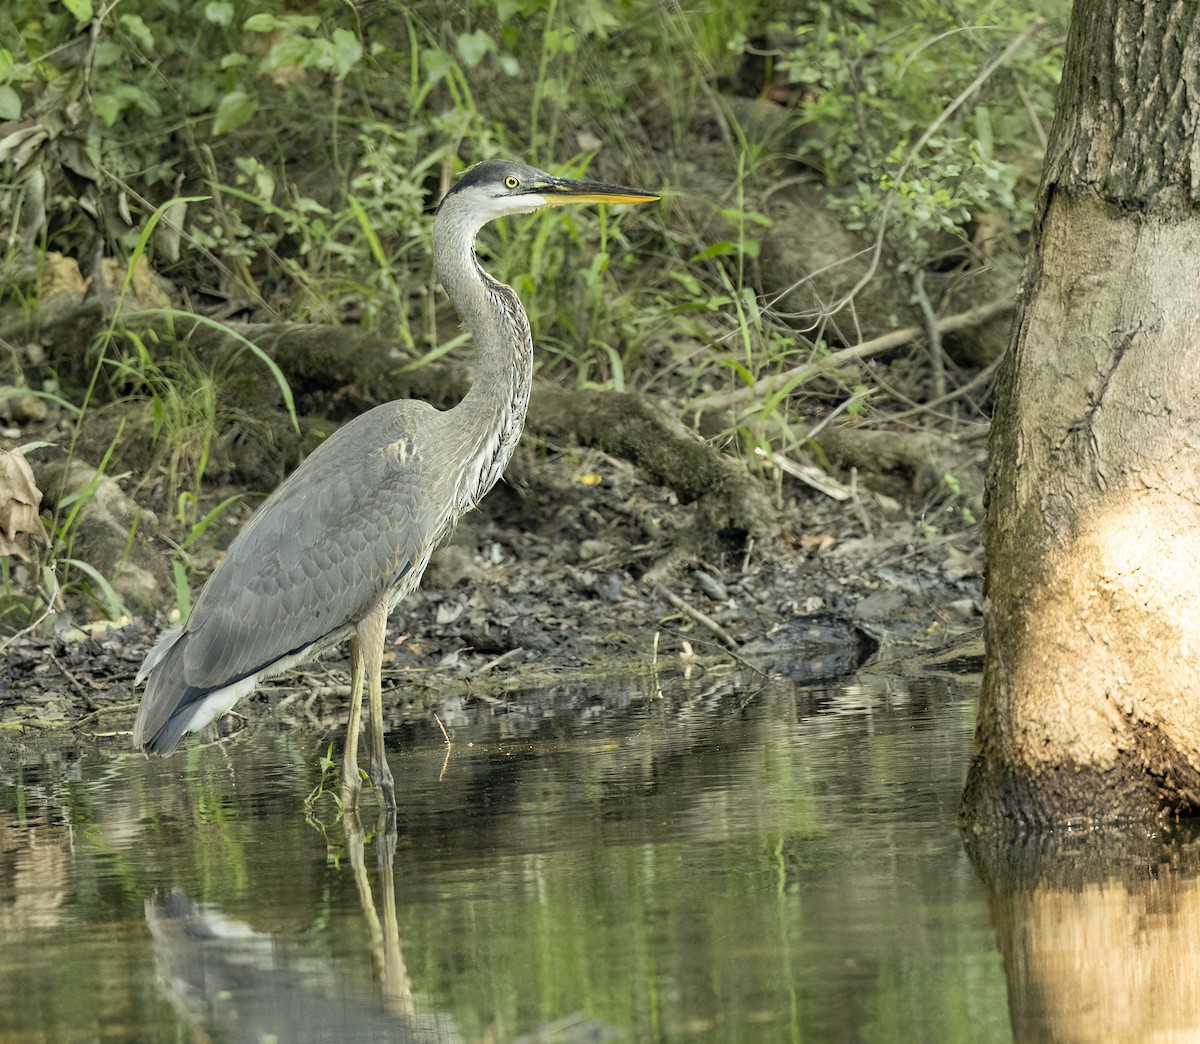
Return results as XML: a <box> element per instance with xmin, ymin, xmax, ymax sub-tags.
<box><xmin>691</xmin><ymin>241</ymin><xmax>735</xmax><ymax>262</ymax></box>
<box><xmin>183</xmin><ymin>494</ymin><xmax>242</xmax><ymax>549</ymax></box>
<box><xmin>92</xmin><ymin>41</ymin><xmax>123</xmax><ymax>67</ymax></box>
<box><xmin>329</xmin><ymin>29</ymin><xmax>362</xmax><ymax>78</ymax></box>
<box><xmin>61</xmin><ymin>558</ymin><xmax>127</xmax><ymax>619</ymax></box>
<box><xmin>115</xmin><ymin>83</ymin><xmax>161</xmax><ymax>118</ymax></box>
<box><xmin>575</xmin><ymin>0</ymin><xmax>619</xmax><ymax>38</ymax></box>
<box><xmin>94</xmin><ymin>93</ymin><xmax>121</xmax><ymax>126</ymax></box>
<box><xmin>204</xmin><ymin>1</ymin><xmax>234</xmax><ymax>25</ymax></box>
<box><xmin>243</xmin><ymin>13</ymin><xmax>284</xmax><ymax>32</ymax></box>
<box><xmin>668</xmin><ymin>270</ymin><xmax>703</xmax><ymax>297</ymax></box>
<box><xmin>119</xmin><ymin>13</ymin><xmax>154</xmax><ymax>51</ymax></box>
<box><xmin>212</xmin><ymin>90</ymin><xmax>256</xmax><ymax>135</ymax></box>
<box><xmin>0</xmin><ymin>85</ymin><xmax>20</xmax><ymax>121</ymax></box>
<box><xmin>0</xmin><ymin>47</ymin><xmax>13</xmax><ymax>81</ymax></box>
<box><xmin>171</xmin><ymin>559</ymin><xmax>191</xmax><ymax>623</ymax></box>
<box><xmin>265</xmin><ymin>36</ymin><xmax>311</xmax><ymax>71</ymax></box>
<box><xmin>456</xmin><ymin>30</ymin><xmax>493</xmax><ymax>69</ymax></box>
<box><xmin>347</xmin><ymin>194</ymin><xmax>387</xmax><ymax>268</ymax></box>
<box><xmin>142</xmin><ymin>309</ymin><xmax>300</xmax><ymax>433</ymax></box>
<box><xmin>422</xmin><ymin>47</ymin><xmax>454</xmax><ymax>84</ymax></box>
<box><xmin>62</xmin><ymin>0</ymin><xmax>93</xmax><ymax>22</ymax></box>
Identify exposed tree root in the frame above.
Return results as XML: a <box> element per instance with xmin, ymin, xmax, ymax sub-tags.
<box><xmin>14</xmin><ymin>304</ymin><xmax>775</xmax><ymax>552</ymax></box>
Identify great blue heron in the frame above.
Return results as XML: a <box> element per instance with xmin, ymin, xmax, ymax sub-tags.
<box><xmin>132</xmin><ymin>159</ymin><xmax>660</xmax><ymax>808</ymax></box>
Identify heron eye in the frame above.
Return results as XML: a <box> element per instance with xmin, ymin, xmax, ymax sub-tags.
<box><xmin>504</xmin><ymin>175</ymin><xmax>520</xmax><ymax>189</ymax></box>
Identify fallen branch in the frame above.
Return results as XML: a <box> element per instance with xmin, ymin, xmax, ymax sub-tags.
<box><xmin>656</xmin><ymin>583</ymin><xmax>739</xmax><ymax>650</ymax></box>
<box><xmin>531</xmin><ymin>385</ymin><xmax>775</xmax><ymax>542</ymax></box>
<box><xmin>693</xmin><ymin>294</ymin><xmax>1013</xmax><ymax>413</ymax></box>
<box><xmin>19</xmin><ymin>299</ymin><xmax>775</xmax><ymax>554</ymax></box>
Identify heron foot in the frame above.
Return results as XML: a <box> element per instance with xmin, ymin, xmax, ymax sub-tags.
<box><xmin>370</xmin><ymin>751</ymin><xmax>397</xmax><ymax>811</ymax></box>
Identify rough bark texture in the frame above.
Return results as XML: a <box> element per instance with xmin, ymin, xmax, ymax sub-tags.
<box><xmin>531</xmin><ymin>385</ymin><xmax>773</xmax><ymax>543</ymax></box>
<box><xmin>961</xmin><ymin>0</ymin><xmax>1200</xmax><ymax>828</ymax></box>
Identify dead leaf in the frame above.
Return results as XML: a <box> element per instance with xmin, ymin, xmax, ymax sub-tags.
<box><xmin>0</xmin><ymin>448</ymin><xmax>50</xmax><ymax>561</ymax></box>
<box><xmin>41</xmin><ymin>252</ymin><xmax>87</xmax><ymax>296</ymax></box>
<box><xmin>95</xmin><ymin>255</ymin><xmax>173</xmax><ymax>308</ymax></box>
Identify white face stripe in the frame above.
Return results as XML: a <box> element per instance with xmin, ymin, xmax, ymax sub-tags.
<box><xmin>471</xmin><ymin>189</ymin><xmax>548</xmax><ymax>223</ymax></box>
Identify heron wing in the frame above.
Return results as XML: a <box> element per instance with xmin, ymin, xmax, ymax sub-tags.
<box><xmin>134</xmin><ymin>402</ymin><xmax>446</xmax><ymax>747</ymax></box>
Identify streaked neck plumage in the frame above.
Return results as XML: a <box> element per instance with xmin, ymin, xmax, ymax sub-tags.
<box><xmin>433</xmin><ymin>195</ymin><xmax>535</xmax><ymax>511</ymax></box>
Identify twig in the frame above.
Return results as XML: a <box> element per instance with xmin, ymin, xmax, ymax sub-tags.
<box><xmin>756</xmin><ymin>446</ymin><xmax>851</xmax><ymax>501</ymax></box>
<box><xmin>660</xmin><ymin>623</ymin><xmax>769</xmax><ymax>678</ymax></box>
<box><xmin>74</xmin><ymin>700</ymin><xmax>140</xmax><ymax>727</ymax></box>
<box><xmin>826</xmin><ymin>18</ymin><xmax>1045</xmax><ymax>319</ymax></box>
<box><xmin>886</xmin><ymin>352</ymin><xmax>1005</xmax><ymax>423</ymax></box>
<box><xmin>434</xmin><ymin>713</ymin><xmax>451</xmax><ymax>747</ymax></box>
<box><xmin>476</xmin><ymin>647</ymin><xmax>525</xmax><ymax>675</ymax></box>
<box><xmin>848</xmin><ymin>467</ymin><xmax>874</xmax><ymax>538</ymax></box>
<box><xmin>434</xmin><ymin>712</ymin><xmax>453</xmax><ymax>783</ymax></box>
<box><xmin>740</xmin><ymin>535</ymin><xmax>755</xmax><ymax>575</ymax></box>
<box><xmin>759</xmin><ymin>18</ymin><xmax>1043</xmax><ymax>332</ymax></box>
<box><xmin>694</xmin><ymin>295</ymin><xmax>1012</xmax><ymax>412</ymax></box>
<box><xmin>48</xmin><ymin>651</ymin><xmax>96</xmax><ymax>710</ymax></box>
<box><xmin>0</xmin><ymin>567</ymin><xmax>61</xmax><ymax>655</ymax></box>
<box><xmin>1016</xmin><ymin>82</ymin><xmax>1049</xmax><ymax>151</ymax></box>
<box><xmin>656</xmin><ymin>584</ymin><xmax>739</xmax><ymax>651</ymax></box>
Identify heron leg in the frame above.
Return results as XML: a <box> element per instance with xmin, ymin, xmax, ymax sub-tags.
<box><xmin>341</xmin><ymin>635</ymin><xmax>367</xmax><ymax>809</ymax></box>
<box><xmin>359</xmin><ymin>600</ymin><xmax>397</xmax><ymax>811</ymax></box>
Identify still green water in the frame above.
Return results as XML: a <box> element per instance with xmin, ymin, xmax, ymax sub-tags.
<box><xmin>0</xmin><ymin>672</ymin><xmax>1008</xmax><ymax>1042</ymax></box>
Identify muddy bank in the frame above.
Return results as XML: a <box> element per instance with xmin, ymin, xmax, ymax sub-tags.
<box><xmin>2</xmin><ymin>424</ymin><xmax>982</xmax><ymax>751</ymax></box>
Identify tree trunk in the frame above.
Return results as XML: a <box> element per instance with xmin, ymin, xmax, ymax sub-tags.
<box><xmin>961</xmin><ymin>0</ymin><xmax>1200</xmax><ymax>828</ymax></box>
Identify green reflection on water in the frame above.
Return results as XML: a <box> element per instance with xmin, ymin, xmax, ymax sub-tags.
<box><xmin>0</xmin><ymin>674</ymin><xmax>1009</xmax><ymax>1042</ymax></box>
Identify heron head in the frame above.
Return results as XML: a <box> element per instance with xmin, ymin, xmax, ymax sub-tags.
<box><xmin>438</xmin><ymin>159</ymin><xmax>660</xmax><ymax>225</ymax></box>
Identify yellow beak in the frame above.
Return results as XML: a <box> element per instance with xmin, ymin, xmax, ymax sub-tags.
<box><xmin>539</xmin><ymin>176</ymin><xmax>660</xmax><ymax>207</ymax></box>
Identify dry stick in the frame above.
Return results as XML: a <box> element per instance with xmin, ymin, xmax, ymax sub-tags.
<box><xmin>694</xmin><ymin>295</ymin><xmax>1013</xmax><ymax>413</ymax></box>
<box><xmin>476</xmin><ymin>647</ymin><xmax>526</xmax><ymax>675</ymax></box>
<box><xmin>75</xmin><ymin>701</ymin><xmax>140</xmax><ymax>728</ymax></box>
<box><xmin>48</xmin><ymin>651</ymin><xmax>96</xmax><ymax>710</ymax></box>
<box><xmin>886</xmin><ymin>352</ymin><xmax>1005</xmax><ymax>424</ymax></box>
<box><xmin>434</xmin><ymin>713</ymin><xmax>453</xmax><ymax>783</ymax></box>
<box><xmin>656</xmin><ymin>584</ymin><xmax>739</xmax><ymax>651</ymax></box>
<box><xmin>434</xmin><ymin>713</ymin><xmax>452</xmax><ymax>746</ymax></box>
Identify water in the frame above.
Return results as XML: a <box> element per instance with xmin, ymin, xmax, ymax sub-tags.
<box><xmin>1</xmin><ymin>671</ymin><xmax>1008</xmax><ymax>1041</ymax></box>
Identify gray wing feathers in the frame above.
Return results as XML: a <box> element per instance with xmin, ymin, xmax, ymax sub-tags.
<box><xmin>136</xmin><ymin>625</ymin><xmax>182</xmax><ymax>686</ymax></box>
<box><xmin>134</xmin><ymin>402</ymin><xmax>446</xmax><ymax>749</ymax></box>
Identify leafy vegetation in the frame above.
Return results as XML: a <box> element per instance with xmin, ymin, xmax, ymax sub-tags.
<box><xmin>0</xmin><ymin>0</ymin><xmax>1067</xmax><ymax>625</ymax></box>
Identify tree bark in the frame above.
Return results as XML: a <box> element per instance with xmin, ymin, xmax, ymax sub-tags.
<box><xmin>961</xmin><ymin>0</ymin><xmax>1200</xmax><ymax>828</ymax></box>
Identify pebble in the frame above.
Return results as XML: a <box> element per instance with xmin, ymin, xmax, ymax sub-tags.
<box><xmin>693</xmin><ymin>569</ymin><xmax>728</xmax><ymax>602</ymax></box>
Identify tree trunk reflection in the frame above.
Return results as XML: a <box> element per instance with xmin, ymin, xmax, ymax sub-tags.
<box><xmin>967</xmin><ymin>826</ymin><xmax>1200</xmax><ymax>1042</ymax></box>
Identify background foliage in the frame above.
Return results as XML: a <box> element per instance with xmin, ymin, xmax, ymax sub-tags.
<box><xmin>0</xmin><ymin>0</ymin><xmax>1067</xmax><ymax>621</ymax></box>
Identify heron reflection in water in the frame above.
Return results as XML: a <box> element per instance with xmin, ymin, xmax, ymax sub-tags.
<box><xmin>132</xmin><ymin>160</ymin><xmax>661</xmax><ymax>808</ymax></box>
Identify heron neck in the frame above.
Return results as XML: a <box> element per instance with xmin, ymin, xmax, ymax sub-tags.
<box><xmin>434</xmin><ymin>209</ymin><xmax>535</xmax><ymax>509</ymax></box>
